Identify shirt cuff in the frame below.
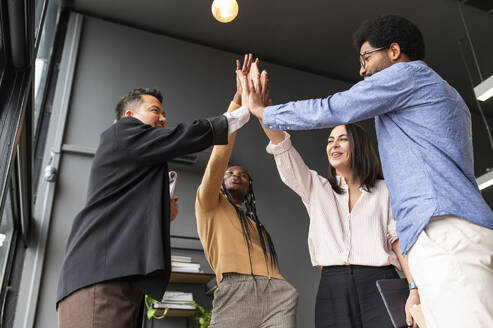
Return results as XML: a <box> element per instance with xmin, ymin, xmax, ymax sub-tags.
<box><xmin>388</xmin><ymin>235</ymin><xmax>398</xmax><ymax>250</ymax></box>
<box><xmin>266</xmin><ymin>132</ymin><xmax>292</xmax><ymax>155</ymax></box>
<box><xmin>262</xmin><ymin>105</ymin><xmax>278</xmax><ymax>130</ymax></box>
<box><xmin>387</xmin><ymin>224</ymin><xmax>398</xmax><ymax>246</ymax></box>
<box><xmin>223</xmin><ymin>106</ymin><xmax>250</xmax><ymax>135</ymax></box>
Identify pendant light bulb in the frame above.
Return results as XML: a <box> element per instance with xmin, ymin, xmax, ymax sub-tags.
<box><xmin>211</xmin><ymin>0</ymin><xmax>239</xmax><ymax>23</ymax></box>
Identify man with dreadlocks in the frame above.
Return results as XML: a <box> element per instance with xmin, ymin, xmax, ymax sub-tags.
<box><xmin>195</xmin><ymin>58</ymin><xmax>299</xmax><ymax>328</ymax></box>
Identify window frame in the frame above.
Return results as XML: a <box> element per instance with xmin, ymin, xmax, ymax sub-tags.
<box><xmin>34</xmin><ymin>0</ymin><xmax>60</xmax><ymax>139</ymax></box>
<box><xmin>0</xmin><ymin>0</ymin><xmax>8</xmax><ymax>87</ymax></box>
<box><xmin>0</xmin><ymin>0</ymin><xmax>35</xmax><ymax>323</ymax></box>
<box><xmin>0</xmin><ymin>164</ymin><xmax>21</xmax><ymax>323</ymax></box>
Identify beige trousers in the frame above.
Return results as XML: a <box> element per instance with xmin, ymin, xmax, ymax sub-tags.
<box><xmin>58</xmin><ymin>279</ymin><xmax>143</xmax><ymax>328</ymax></box>
<box><xmin>408</xmin><ymin>215</ymin><xmax>493</xmax><ymax>328</ymax></box>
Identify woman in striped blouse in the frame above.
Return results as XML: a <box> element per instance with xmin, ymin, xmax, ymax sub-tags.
<box><xmin>262</xmin><ymin>123</ymin><xmax>420</xmax><ymax>328</ymax></box>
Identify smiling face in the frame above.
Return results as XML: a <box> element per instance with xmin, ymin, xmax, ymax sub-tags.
<box><xmin>223</xmin><ymin>166</ymin><xmax>250</xmax><ymax>202</ymax></box>
<box><xmin>125</xmin><ymin>94</ymin><xmax>167</xmax><ymax>128</ymax></box>
<box><xmin>327</xmin><ymin>125</ymin><xmax>352</xmax><ymax>174</ymax></box>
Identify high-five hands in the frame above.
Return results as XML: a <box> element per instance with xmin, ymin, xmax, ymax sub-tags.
<box><xmin>224</xmin><ymin>54</ymin><xmax>254</xmax><ymax>135</ymax></box>
<box><xmin>233</xmin><ymin>54</ymin><xmax>254</xmax><ymax>107</ymax></box>
<box><xmin>249</xmin><ymin>59</ymin><xmax>271</xmax><ymax>107</ymax></box>
<box><xmin>236</xmin><ymin>54</ymin><xmax>270</xmax><ymax>120</ymax></box>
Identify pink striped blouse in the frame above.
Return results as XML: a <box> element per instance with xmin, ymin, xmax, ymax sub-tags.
<box><xmin>266</xmin><ymin>133</ymin><xmax>401</xmax><ymax>270</ymax></box>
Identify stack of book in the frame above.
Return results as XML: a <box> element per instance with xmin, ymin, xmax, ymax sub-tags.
<box><xmin>171</xmin><ymin>255</ymin><xmax>202</xmax><ymax>273</ymax></box>
<box><xmin>155</xmin><ymin>291</ymin><xmax>195</xmax><ymax>310</ymax></box>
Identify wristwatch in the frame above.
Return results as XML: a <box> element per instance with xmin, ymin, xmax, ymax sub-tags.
<box><xmin>409</xmin><ymin>282</ymin><xmax>418</xmax><ymax>290</ymax></box>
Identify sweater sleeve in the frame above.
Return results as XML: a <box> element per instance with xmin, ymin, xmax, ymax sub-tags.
<box><xmin>196</xmin><ymin>102</ymin><xmax>241</xmax><ymax>212</ymax></box>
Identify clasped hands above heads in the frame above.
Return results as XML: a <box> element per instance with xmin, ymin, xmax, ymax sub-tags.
<box><xmin>234</xmin><ymin>53</ymin><xmax>271</xmax><ymax>120</ymax></box>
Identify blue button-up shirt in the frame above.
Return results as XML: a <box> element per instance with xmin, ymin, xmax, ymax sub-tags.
<box><xmin>263</xmin><ymin>60</ymin><xmax>493</xmax><ymax>255</ymax></box>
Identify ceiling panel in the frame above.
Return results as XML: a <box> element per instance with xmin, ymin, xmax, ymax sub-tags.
<box><xmin>65</xmin><ymin>0</ymin><xmax>493</xmax><ymax>116</ymax></box>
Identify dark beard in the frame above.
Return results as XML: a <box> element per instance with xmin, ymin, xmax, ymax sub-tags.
<box><xmin>227</xmin><ymin>187</ymin><xmax>247</xmax><ymax>203</ymax></box>
<box><xmin>365</xmin><ymin>57</ymin><xmax>392</xmax><ymax>78</ymax></box>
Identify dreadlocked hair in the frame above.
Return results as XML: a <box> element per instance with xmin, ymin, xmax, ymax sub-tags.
<box><xmin>221</xmin><ymin>179</ymin><xmax>279</xmax><ymax>274</ymax></box>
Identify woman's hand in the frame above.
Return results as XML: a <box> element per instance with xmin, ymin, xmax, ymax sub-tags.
<box><xmin>405</xmin><ymin>289</ymin><xmax>420</xmax><ymax>327</ymax></box>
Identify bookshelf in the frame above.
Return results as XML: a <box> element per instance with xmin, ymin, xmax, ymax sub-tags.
<box><xmin>169</xmin><ymin>271</ymin><xmax>215</xmax><ymax>284</ymax></box>
<box><xmin>147</xmin><ymin>236</ymin><xmax>215</xmax><ymax>322</ymax></box>
<box><xmin>160</xmin><ymin>272</ymin><xmax>216</xmax><ymax>317</ymax></box>
<box><xmin>152</xmin><ymin>306</ymin><xmax>197</xmax><ymax>318</ymax></box>
<box><xmin>166</xmin><ymin>309</ymin><xmax>196</xmax><ymax>318</ymax></box>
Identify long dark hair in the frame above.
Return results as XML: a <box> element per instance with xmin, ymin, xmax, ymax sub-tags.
<box><xmin>328</xmin><ymin>124</ymin><xmax>383</xmax><ymax>194</ymax></box>
<box><xmin>221</xmin><ymin>175</ymin><xmax>279</xmax><ymax>274</ymax></box>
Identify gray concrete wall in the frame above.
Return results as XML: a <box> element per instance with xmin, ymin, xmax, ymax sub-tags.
<box><xmin>34</xmin><ymin>14</ymin><xmax>352</xmax><ymax>327</ymax></box>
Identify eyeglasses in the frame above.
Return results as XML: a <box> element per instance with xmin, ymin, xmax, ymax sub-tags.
<box><xmin>359</xmin><ymin>46</ymin><xmax>387</xmax><ymax>69</ymax></box>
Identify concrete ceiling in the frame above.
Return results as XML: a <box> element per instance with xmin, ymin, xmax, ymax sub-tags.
<box><xmin>65</xmin><ymin>0</ymin><xmax>493</xmax><ymax>117</ymax></box>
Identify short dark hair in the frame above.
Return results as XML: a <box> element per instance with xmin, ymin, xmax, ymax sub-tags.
<box><xmin>353</xmin><ymin>15</ymin><xmax>425</xmax><ymax>61</ymax></box>
<box><xmin>115</xmin><ymin>88</ymin><xmax>163</xmax><ymax>120</ymax></box>
<box><xmin>327</xmin><ymin>124</ymin><xmax>383</xmax><ymax>194</ymax></box>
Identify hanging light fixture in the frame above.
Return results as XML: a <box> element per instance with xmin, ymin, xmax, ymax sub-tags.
<box><xmin>474</xmin><ymin>74</ymin><xmax>493</xmax><ymax>102</ymax></box>
<box><xmin>211</xmin><ymin>0</ymin><xmax>239</xmax><ymax>23</ymax></box>
<box><xmin>477</xmin><ymin>169</ymin><xmax>493</xmax><ymax>191</ymax></box>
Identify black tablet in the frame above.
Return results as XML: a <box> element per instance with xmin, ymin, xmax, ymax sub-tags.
<box><xmin>376</xmin><ymin>278</ymin><xmax>409</xmax><ymax>328</ymax></box>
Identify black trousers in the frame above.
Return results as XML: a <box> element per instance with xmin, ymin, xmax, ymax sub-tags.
<box><xmin>315</xmin><ymin>265</ymin><xmax>398</xmax><ymax>328</ymax></box>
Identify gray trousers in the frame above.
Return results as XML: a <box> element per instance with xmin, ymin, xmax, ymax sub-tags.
<box><xmin>210</xmin><ymin>273</ymin><xmax>299</xmax><ymax>328</ymax></box>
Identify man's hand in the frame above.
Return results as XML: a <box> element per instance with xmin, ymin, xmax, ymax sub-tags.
<box><xmin>233</xmin><ymin>54</ymin><xmax>253</xmax><ymax>106</ymax></box>
<box><xmin>237</xmin><ymin>58</ymin><xmax>270</xmax><ymax>120</ymax></box>
<box><xmin>249</xmin><ymin>60</ymin><xmax>270</xmax><ymax>106</ymax></box>
<box><xmin>170</xmin><ymin>197</ymin><xmax>179</xmax><ymax>222</ymax></box>
<box><xmin>405</xmin><ymin>290</ymin><xmax>420</xmax><ymax>327</ymax></box>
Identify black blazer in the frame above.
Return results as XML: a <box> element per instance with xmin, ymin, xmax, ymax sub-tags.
<box><xmin>57</xmin><ymin>115</ymin><xmax>228</xmax><ymax>304</ymax></box>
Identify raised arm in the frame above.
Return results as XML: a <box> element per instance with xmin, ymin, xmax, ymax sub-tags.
<box><xmin>197</xmin><ymin>55</ymin><xmax>252</xmax><ymax>211</ymax></box>
<box><xmin>119</xmin><ymin>115</ymin><xmax>228</xmax><ymax>165</ymax></box>
<box><xmin>240</xmin><ymin>60</ymin><xmax>315</xmax><ymax>203</ymax></box>
<box><xmin>248</xmin><ymin>63</ymin><xmax>285</xmax><ymax>145</ymax></box>
<box><xmin>247</xmin><ymin>61</ymin><xmax>418</xmax><ymax>130</ymax></box>
<box><xmin>197</xmin><ymin>102</ymin><xmax>240</xmax><ymax>211</ymax></box>
<box><xmin>259</xmin><ymin>117</ymin><xmax>285</xmax><ymax>145</ymax></box>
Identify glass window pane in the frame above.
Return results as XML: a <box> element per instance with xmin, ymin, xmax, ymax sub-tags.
<box><xmin>35</xmin><ymin>0</ymin><xmax>46</xmax><ymax>41</ymax></box>
<box><xmin>34</xmin><ymin>0</ymin><xmax>59</xmax><ymax>135</ymax></box>
<box><xmin>0</xmin><ymin>189</ymin><xmax>15</xmax><ymax>289</ymax></box>
<box><xmin>0</xmin><ymin>6</ymin><xmax>6</xmax><ymax>84</ymax></box>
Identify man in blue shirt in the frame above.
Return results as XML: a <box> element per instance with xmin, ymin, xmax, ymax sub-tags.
<box><xmin>243</xmin><ymin>15</ymin><xmax>493</xmax><ymax>328</ymax></box>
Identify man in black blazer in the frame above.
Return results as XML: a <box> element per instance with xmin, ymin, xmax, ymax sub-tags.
<box><xmin>57</xmin><ymin>82</ymin><xmax>251</xmax><ymax>327</ymax></box>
